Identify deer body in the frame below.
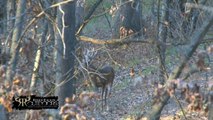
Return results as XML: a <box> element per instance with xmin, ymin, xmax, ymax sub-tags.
<box><xmin>88</xmin><ymin>64</ymin><xmax>115</xmax><ymax>110</ymax></box>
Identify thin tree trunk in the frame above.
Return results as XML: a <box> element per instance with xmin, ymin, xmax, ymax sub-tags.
<box><xmin>5</xmin><ymin>0</ymin><xmax>26</xmax><ymax>84</ymax></box>
<box><xmin>0</xmin><ymin>0</ymin><xmax>7</xmax><ymax>34</ymax></box>
<box><xmin>76</xmin><ymin>0</ymin><xmax>85</xmax><ymax>32</ymax></box>
<box><xmin>147</xmin><ymin>94</ymin><xmax>170</xmax><ymax>120</ymax></box>
<box><xmin>4</xmin><ymin>0</ymin><xmax>16</xmax><ymax>54</ymax></box>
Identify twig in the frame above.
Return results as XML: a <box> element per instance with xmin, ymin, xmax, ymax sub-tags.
<box><xmin>102</xmin><ymin>4</ymin><xmax>113</xmax><ymax>33</ymax></box>
<box><xmin>58</xmin><ymin>5</ymin><xmax>66</xmax><ymax>57</ymax></box>
<box><xmin>76</xmin><ymin>0</ymin><xmax>104</xmax><ymax>35</ymax></box>
<box><xmin>104</xmin><ymin>47</ymin><xmax>122</xmax><ymax>67</ymax></box>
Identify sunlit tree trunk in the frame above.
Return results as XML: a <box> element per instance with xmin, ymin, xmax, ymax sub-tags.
<box><xmin>25</xmin><ymin>19</ymin><xmax>48</xmax><ymax>120</ymax></box>
<box><xmin>30</xmin><ymin>20</ymin><xmax>48</xmax><ymax>94</ymax></box>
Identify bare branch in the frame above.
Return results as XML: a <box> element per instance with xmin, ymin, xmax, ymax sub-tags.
<box><xmin>50</xmin><ymin>0</ymin><xmax>74</xmax><ymax>8</ymax></box>
<box><xmin>169</xmin><ymin>15</ymin><xmax>213</xmax><ymax>80</ymax></box>
<box><xmin>185</xmin><ymin>3</ymin><xmax>213</xmax><ymax>13</ymax></box>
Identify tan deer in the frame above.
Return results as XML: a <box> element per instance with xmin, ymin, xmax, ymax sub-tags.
<box><xmin>83</xmin><ymin>48</ymin><xmax>115</xmax><ymax>110</ymax></box>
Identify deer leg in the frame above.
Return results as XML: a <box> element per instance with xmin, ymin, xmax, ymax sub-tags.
<box><xmin>109</xmin><ymin>82</ymin><xmax>113</xmax><ymax>96</ymax></box>
<box><xmin>105</xmin><ymin>86</ymin><xmax>108</xmax><ymax>107</ymax></box>
<box><xmin>101</xmin><ymin>86</ymin><xmax>105</xmax><ymax>110</ymax></box>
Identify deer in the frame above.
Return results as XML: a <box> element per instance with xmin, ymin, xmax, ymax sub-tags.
<box><xmin>83</xmin><ymin>48</ymin><xmax>115</xmax><ymax>110</ymax></box>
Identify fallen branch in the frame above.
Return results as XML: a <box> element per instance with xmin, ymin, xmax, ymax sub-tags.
<box><xmin>78</xmin><ymin>36</ymin><xmax>153</xmax><ymax>44</ymax></box>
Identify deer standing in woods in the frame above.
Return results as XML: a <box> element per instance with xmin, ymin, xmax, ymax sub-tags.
<box><xmin>83</xmin><ymin>48</ymin><xmax>115</xmax><ymax>110</ymax></box>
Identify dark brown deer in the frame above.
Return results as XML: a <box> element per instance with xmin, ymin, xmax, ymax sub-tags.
<box><xmin>84</xmin><ymin>48</ymin><xmax>115</xmax><ymax>110</ymax></box>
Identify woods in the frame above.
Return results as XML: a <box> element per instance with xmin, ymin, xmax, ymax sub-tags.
<box><xmin>0</xmin><ymin>0</ymin><xmax>213</xmax><ymax>120</ymax></box>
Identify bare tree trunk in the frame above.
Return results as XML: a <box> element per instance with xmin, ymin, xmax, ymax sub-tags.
<box><xmin>4</xmin><ymin>0</ymin><xmax>16</xmax><ymax>54</ymax></box>
<box><xmin>54</xmin><ymin>0</ymin><xmax>63</xmax><ymax>94</ymax></box>
<box><xmin>55</xmin><ymin>0</ymin><xmax>77</xmax><ymax>106</ymax></box>
<box><xmin>0</xmin><ymin>0</ymin><xmax>7</xmax><ymax>34</ymax></box>
<box><xmin>6</xmin><ymin>0</ymin><xmax>16</xmax><ymax>33</ymax></box>
<box><xmin>0</xmin><ymin>1</ymin><xmax>3</xmax><ymax>33</ymax></box>
<box><xmin>5</xmin><ymin>0</ymin><xmax>26</xmax><ymax>84</ymax></box>
<box><xmin>76</xmin><ymin>0</ymin><xmax>85</xmax><ymax>32</ymax></box>
<box><xmin>157</xmin><ymin>0</ymin><xmax>169</xmax><ymax>85</ymax></box>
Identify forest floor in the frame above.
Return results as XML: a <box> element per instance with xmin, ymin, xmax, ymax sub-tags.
<box><xmin>9</xmin><ymin>68</ymin><xmax>211</xmax><ymax>120</ymax></box>
<box><xmin>82</xmin><ymin>64</ymin><xmax>211</xmax><ymax>120</ymax></box>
